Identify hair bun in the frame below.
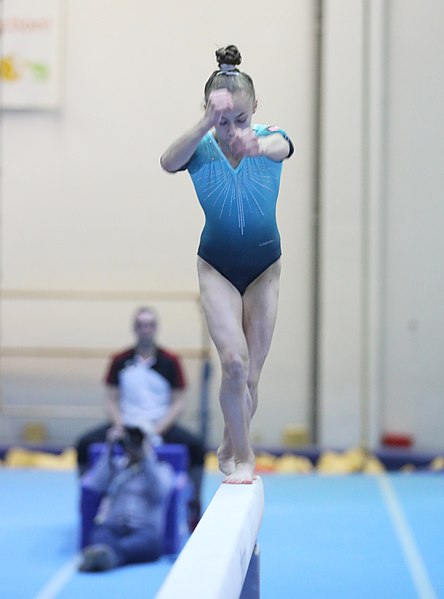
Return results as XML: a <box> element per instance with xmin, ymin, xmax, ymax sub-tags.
<box><xmin>215</xmin><ymin>45</ymin><xmax>242</xmax><ymax>67</ymax></box>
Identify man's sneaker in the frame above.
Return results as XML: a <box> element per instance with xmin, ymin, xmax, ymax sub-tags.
<box><xmin>79</xmin><ymin>544</ymin><xmax>117</xmax><ymax>572</ymax></box>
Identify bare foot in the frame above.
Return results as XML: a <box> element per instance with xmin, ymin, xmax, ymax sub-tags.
<box><xmin>223</xmin><ymin>459</ymin><xmax>255</xmax><ymax>484</ymax></box>
<box><xmin>217</xmin><ymin>428</ymin><xmax>236</xmax><ymax>475</ymax></box>
<box><xmin>217</xmin><ymin>446</ymin><xmax>236</xmax><ymax>476</ymax></box>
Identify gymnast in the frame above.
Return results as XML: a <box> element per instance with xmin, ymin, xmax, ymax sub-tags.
<box><xmin>161</xmin><ymin>44</ymin><xmax>293</xmax><ymax>484</ymax></box>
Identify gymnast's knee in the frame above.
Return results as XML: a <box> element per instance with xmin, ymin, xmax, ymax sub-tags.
<box><xmin>221</xmin><ymin>352</ymin><xmax>249</xmax><ymax>387</ymax></box>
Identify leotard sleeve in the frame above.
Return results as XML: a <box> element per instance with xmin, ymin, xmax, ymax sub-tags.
<box><xmin>254</xmin><ymin>124</ymin><xmax>294</xmax><ymax>159</ymax></box>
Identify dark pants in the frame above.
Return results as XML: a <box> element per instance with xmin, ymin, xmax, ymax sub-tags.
<box><xmin>90</xmin><ymin>521</ymin><xmax>162</xmax><ymax>565</ymax></box>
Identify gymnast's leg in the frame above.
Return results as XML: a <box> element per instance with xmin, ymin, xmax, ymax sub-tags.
<box><xmin>197</xmin><ymin>257</ymin><xmax>281</xmax><ymax>483</ymax></box>
<box><xmin>243</xmin><ymin>258</ymin><xmax>281</xmax><ymax>422</ymax></box>
<box><xmin>197</xmin><ymin>257</ymin><xmax>253</xmax><ymax>483</ymax></box>
<box><xmin>216</xmin><ymin>259</ymin><xmax>281</xmax><ymax>479</ymax></box>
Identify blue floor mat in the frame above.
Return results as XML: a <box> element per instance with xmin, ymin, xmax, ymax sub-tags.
<box><xmin>1</xmin><ymin>470</ymin><xmax>443</xmax><ymax>599</ymax></box>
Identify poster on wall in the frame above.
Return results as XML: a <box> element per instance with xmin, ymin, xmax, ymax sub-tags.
<box><xmin>0</xmin><ymin>0</ymin><xmax>64</xmax><ymax>109</ymax></box>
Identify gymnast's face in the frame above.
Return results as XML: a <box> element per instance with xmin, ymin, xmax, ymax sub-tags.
<box><xmin>214</xmin><ymin>91</ymin><xmax>257</xmax><ymax>148</ymax></box>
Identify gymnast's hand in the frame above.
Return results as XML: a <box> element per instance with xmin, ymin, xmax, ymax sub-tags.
<box><xmin>204</xmin><ymin>89</ymin><xmax>234</xmax><ymax>127</ymax></box>
<box><xmin>229</xmin><ymin>128</ymin><xmax>261</xmax><ymax>159</ymax></box>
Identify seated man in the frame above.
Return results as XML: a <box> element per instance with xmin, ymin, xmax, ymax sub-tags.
<box><xmin>75</xmin><ymin>306</ymin><xmax>205</xmax><ymax>529</ymax></box>
<box><xmin>79</xmin><ymin>422</ymin><xmax>174</xmax><ymax>572</ymax></box>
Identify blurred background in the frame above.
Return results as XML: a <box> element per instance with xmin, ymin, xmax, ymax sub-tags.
<box><xmin>0</xmin><ymin>0</ymin><xmax>443</xmax><ymax>454</ymax></box>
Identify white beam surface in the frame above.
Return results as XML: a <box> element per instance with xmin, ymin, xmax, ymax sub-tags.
<box><xmin>155</xmin><ymin>477</ymin><xmax>264</xmax><ymax>599</ymax></box>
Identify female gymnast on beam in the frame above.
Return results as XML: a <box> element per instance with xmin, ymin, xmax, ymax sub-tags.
<box><xmin>161</xmin><ymin>45</ymin><xmax>293</xmax><ymax>484</ymax></box>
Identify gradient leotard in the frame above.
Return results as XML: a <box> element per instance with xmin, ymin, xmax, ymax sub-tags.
<box><xmin>186</xmin><ymin>124</ymin><xmax>293</xmax><ymax>295</ymax></box>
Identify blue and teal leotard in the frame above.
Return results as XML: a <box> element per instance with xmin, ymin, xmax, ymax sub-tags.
<box><xmin>186</xmin><ymin>124</ymin><xmax>293</xmax><ymax>295</ymax></box>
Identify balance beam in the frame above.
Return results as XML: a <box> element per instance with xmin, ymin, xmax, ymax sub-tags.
<box><xmin>155</xmin><ymin>477</ymin><xmax>264</xmax><ymax>599</ymax></box>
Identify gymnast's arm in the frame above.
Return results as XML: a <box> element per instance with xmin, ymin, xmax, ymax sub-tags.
<box><xmin>160</xmin><ymin>89</ymin><xmax>233</xmax><ymax>173</ymax></box>
<box><xmin>258</xmin><ymin>133</ymin><xmax>292</xmax><ymax>162</ymax></box>
<box><xmin>160</xmin><ymin>119</ymin><xmax>210</xmax><ymax>173</ymax></box>
<box><xmin>230</xmin><ymin>128</ymin><xmax>293</xmax><ymax>163</ymax></box>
